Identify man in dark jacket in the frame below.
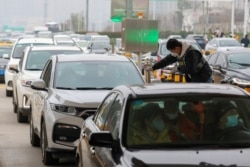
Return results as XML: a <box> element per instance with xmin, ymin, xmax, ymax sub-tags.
<box><xmin>240</xmin><ymin>34</ymin><xmax>249</xmax><ymax>47</ymax></box>
<box><xmin>151</xmin><ymin>39</ymin><xmax>212</xmax><ymax>83</ymax></box>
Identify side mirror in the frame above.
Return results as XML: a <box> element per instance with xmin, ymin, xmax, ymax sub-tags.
<box><xmin>31</xmin><ymin>80</ymin><xmax>47</xmax><ymax>91</ymax></box>
<box><xmin>89</xmin><ymin>132</ymin><xmax>114</xmax><ymax>148</ymax></box>
<box><xmin>3</xmin><ymin>53</ymin><xmax>9</xmax><ymax>59</ymax></box>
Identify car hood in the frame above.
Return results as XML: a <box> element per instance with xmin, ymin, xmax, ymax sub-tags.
<box><xmin>122</xmin><ymin>149</ymin><xmax>250</xmax><ymax>166</ymax></box>
<box><xmin>22</xmin><ymin>70</ymin><xmax>42</xmax><ymax>79</ymax></box>
<box><xmin>49</xmin><ymin>89</ymin><xmax>109</xmax><ymax>107</ymax></box>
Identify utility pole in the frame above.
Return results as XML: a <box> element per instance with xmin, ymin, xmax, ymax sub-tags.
<box><xmin>126</xmin><ymin>0</ymin><xmax>133</xmax><ymax>18</ymax></box>
<box><xmin>243</xmin><ymin>0</ymin><xmax>249</xmax><ymax>36</ymax></box>
<box><xmin>44</xmin><ymin>0</ymin><xmax>48</xmax><ymax>24</ymax></box>
<box><xmin>231</xmin><ymin>0</ymin><xmax>235</xmax><ymax>36</ymax></box>
<box><xmin>85</xmin><ymin>0</ymin><xmax>89</xmax><ymax>31</ymax></box>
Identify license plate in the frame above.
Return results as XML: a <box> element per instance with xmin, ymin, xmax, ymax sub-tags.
<box><xmin>0</xmin><ymin>70</ymin><xmax>5</xmax><ymax>75</ymax></box>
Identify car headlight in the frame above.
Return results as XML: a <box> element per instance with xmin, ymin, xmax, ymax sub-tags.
<box><xmin>20</xmin><ymin>79</ymin><xmax>33</xmax><ymax>87</ymax></box>
<box><xmin>231</xmin><ymin>78</ymin><xmax>250</xmax><ymax>85</ymax></box>
<box><xmin>50</xmin><ymin>104</ymin><xmax>77</xmax><ymax>116</ymax></box>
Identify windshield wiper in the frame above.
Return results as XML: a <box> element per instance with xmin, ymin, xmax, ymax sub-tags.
<box><xmin>229</xmin><ymin>61</ymin><xmax>250</xmax><ymax>67</ymax></box>
<box><xmin>26</xmin><ymin>68</ymin><xmax>42</xmax><ymax>71</ymax></box>
<box><xmin>56</xmin><ymin>87</ymin><xmax>75</xmax><ymax>90</ymax></box>
<box><xmin>200</xmin><ymin>162</ymin><xmax>237</xmax><ymax>167</ymax></box>
<box><xmin>76</xmin><ymin>87</ymin><xmax>113</xmax><ymax>90</ymax></box>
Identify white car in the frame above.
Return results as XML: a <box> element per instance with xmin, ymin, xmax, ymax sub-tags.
<box><xmin>205</xmin><ymin>37</ymin><xmax>243</xmax><ymax>54</ymax></box>
<box><xmin>12</xmin><ymin>45</ymin><xmax>83</xmax><ymax>123</ymax></box>
<box><xmin>29</xmin><ymin>54</ymin><xmax>145</xmax><ymax>165</ymax></box>
<box><xmin>4</xmin><ymin>37</ymin><xmax>55</xmax><ymax>97</ymax></box>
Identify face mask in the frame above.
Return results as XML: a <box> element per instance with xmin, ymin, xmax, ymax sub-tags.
<box><xmin>225</xmin><ymin>115</ymin><xmax>239</xmax><ymax>127</ymax></box>
<box><xmin>171</xmin><ymin>52</ymin><xmax>179</xmax><ymax>57</ymax></box>
<box><xmin>151</xmin><ymin>119</ymin><xmax>165</xmax><ymax>132</ymax></box>
<box><xmin>166</xmin><ymin>112</ymin><xmax>178</xmax><ymax>120</ymax></box>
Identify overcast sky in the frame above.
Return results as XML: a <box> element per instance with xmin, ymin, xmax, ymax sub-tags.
<box><xmin>0</xmin><ymin>0</ymin><xmax>86</xmax><ymax>29</ymax></box>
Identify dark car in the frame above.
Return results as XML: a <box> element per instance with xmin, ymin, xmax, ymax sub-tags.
<box><xmin>0</xmin><ymin>45</ymin><xmax>12</xmax><ymax>82</ymax></box>
<box><xmin>186</xmin><ymin>34</ymin><xmax>206</xmax><ymax>49</ymax></box>
<box><xmin>76</xmin><ymin>83</ymin><xmax>250</xmax><ymax>167</ymax></box>
<box><xmin>206</xmin><ymin>48</ymin><xmax>250</xmax><ymax>93</ymax></box>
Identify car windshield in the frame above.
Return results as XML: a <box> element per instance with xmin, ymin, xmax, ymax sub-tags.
<box><xmin>126</xmin><ymin>96</ymin><xmax>250</xmax><ymax>149</ymax></box>
<box><xmin>0</xmin><ymin>47</ymin><xmax>12</xmax><ymax>58</ymax></box>
<box><xmin>218</xmin><ymin>40</ymin><xmax>241</xmax><ymax>47</ymax></box>
<box><xmin>227</xmin><ymin>53</ymin><xmax>250</xmax><ymax>68</ymax></box>
<box><xmin>25</xmin><ymin>50</ymin><xmax>82</xmax><ymax>70</ymax></box>
<box><xmin>54</xmin><ymin>61</ymin><xmax>144</xmax><ymax>89</ymax></box>
<box><xmin>159</xmin><ymin>42</ymin><xmax>171</xmax><ymax>56</ymax></box>
<box><xmin>92</xmin><ymin>42</ymin><xmax>110</xmax><ymax>49</ymax></box>
<box><xmin>13</xmin><ymin>43</ymin><xmax>54</xmax><ymax>58</ymax></box>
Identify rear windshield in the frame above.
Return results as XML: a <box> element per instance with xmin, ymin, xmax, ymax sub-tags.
<box><xmin>12</xmin><ymin>43</ymin><xmax>54</xmax><ymax>58</ymax></box>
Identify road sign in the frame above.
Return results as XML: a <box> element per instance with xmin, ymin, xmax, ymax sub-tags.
<box><xmin>111</xmin><ymin>0</ymin><xmax>149</xmax><ymax>22</ymax></box>
<box><xmin>122</xmin><ymin>18</ymin><xmax>158</xmax><ymax>52</ymax></box>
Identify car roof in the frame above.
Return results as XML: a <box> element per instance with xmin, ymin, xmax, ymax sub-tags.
<box><xmin>17</xmin><ymin>37</ymin><xmax>54</xmax><ymax>44</ymax></box>
<box><xmin>213</xmin><ymin>47</ymin><xmax>250</xmax><ymax>54</ymax></box>
<box><xmin>114</xmin><ymin>83</ymin><xmax>250</xmax><ymax>97</ymax></box>
<box><xmin>27</xmin><ymin>45</ymin><xmax>82</xmax><ymax>51</ymax></box>
<box><xmin>54</xmin><ymin>53</ymin><xmax>133</xmax><ymax>62</ymax></box>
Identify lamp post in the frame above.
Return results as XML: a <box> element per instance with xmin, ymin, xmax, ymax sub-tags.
<box><xmin>85</xmin><ymin>0</ymin><xmax>89</xmax><ymax>31</ymax></box>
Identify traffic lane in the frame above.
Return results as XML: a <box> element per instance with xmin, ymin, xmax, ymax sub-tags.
<box><xmin>0</xmin><ymin>85</ymin><xmax>75</xmax><ymax>167</ymax></box>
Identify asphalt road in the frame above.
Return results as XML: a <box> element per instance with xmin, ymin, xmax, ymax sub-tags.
<box><xmin>0</xmin><ymin>84</ymin><xmax>76</xmax><ymax>167</ymax></box>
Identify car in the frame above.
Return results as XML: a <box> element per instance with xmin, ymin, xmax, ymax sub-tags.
<box><xmin>4</xmin><ymin>37</ymin><xmax>55</xmax><ymax>97</ymax></box>
<box><xmin>166</xmin><ymin>34</ymin><xmax>183</xmax><ymax>40</ymax></box>
<box><xmin>76</xmin><ymin>83</ymin><xmax>250</xmax><ymax>167</ymax></box>
<box><xmin>0</xmin><ymin>45</ymin><xmax>12</xmax><ymax>83</ymax></box>
<box><xmin>205</xmin><ymin>37</ymin><xmax>243</xmax><ymax>55</ymax></box>
<box><xmin>185</xmin><ymin>34</ymin><xmax>207</xmax><ymax>49</ymax></box>
<box><xmin>86</xmin><ymin>41</ymin><xmax>111</xmax><ymax>54</ymax></box>
<box><xmin>29</xmin><ymin>53</ymin><xmax>145</xmax><ymax>165</ymax></box>
<box><xmin>206</xmin><ymin>48</ymin><xmax>250</xmax><ymax>93</ymax></box>
<box><xmin>53</xmin><ymin>34</ymin><xmax>76</xmax><ymax>46</ymax></box>
<box><xmin>11</xmin><ymin>45</ymin><xmax>83</xmax><ymax>123</ymax></box>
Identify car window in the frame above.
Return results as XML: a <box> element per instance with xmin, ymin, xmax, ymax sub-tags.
<box><xmin>227</xmin><ymin>53</ymin><xmax>250</xmax><ymax>68</ymax></box>
<box><xmin>13</xmin><ymin>43</ymin><xmax>54</xmax><ymax>58</ymax></box>
<box><xmin>94</xmin><ymin>93</ymin><xmax>118</xmax><ymax>130</ymax></box>
<box><xmin>126</xmin><ymin>96</ymin><xmax>250</xmax><ymax>147</ymax></box>
<box><xmin>54</xmin><ymin>61</ymin><xmax>144</xmax><ymax>89</ymax></box>
<box><xmin>207</xmin><ymin>53</ymin><xmax>219</xmax><ymax>65</ymax></box>
<box><xmin>216</xmin><ymin>53</ymin><xmax>227</xmax><ymax>67</ymax></box>
<box><xmin>103</xmin><ymin>94</ymin><xmax>123</xmax><ymax>139</ymax></box>
<box><xmin>41</xmin><ymin>60</ymin><xmax>52</xmax><ymax>88</ymax></box>
<box><xmin>218</xmin><ymin>39</ymin><xmax>241</xmax><ymax>47</ymax></box>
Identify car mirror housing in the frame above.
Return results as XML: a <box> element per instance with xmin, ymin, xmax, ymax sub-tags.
<box><xmin>31</xmin><ymin>79</ymin><xmax>47</xmax><ymax>91</ymax></box>
<box><xmin>89</xmin><ymin>131</ymin><xmax>114</xmax><ymax>148</ymax></box>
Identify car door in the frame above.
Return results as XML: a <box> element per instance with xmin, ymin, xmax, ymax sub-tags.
<box><xmin>80</xmin><ymin>92</ymin><xmax>123</xmax><ymax>167</ymax></box>
<box><xmin>33</xmin><ymin>60</ymin><xmax>52</xmax><ymax>133</ymax></box>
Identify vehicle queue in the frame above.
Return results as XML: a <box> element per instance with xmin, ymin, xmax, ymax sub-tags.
<box><xmin>1</xmin><ymin>31</ymin><xmax>250</xmax><ymax>166</ymax></box>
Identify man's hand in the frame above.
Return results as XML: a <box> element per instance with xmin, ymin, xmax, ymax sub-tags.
<box><xmin>144</xmin><ymin>65</ymin><xmax>153</xmax><ymax>71</ymax></box>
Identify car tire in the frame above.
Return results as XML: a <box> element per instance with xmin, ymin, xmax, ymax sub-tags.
<box><xmin>30</xmin><ymin>115</ymin><xmax>40</xmax><ymax>147</ymax></box>
<box><xmin>41</xmin><ymin>121</ymin><xmax>59</xmax><ymax>165</ymax></box>
<box><xmin>17</xmin><ymin>109</ymin><xmax>28</xmax><ymax>123</ymax></box>
<box><xmin>6</xmin><ymin>90</ymin><xmax>12</xmax><ymax>97</ymax></box>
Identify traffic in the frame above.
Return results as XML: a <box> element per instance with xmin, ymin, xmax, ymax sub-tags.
<box><xmin>1</xmin><ymin>0</ymin><xmax>250</xmax><ymax>167</ymax></box>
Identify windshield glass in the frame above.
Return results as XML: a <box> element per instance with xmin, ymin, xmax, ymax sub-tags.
<box><xmin>218</xmin><ymin>39</ymin><xmax>241</xmax><ymax>47</ymax></box>
<box><xmin>54</xmin><ymin>61</ymin><xmax>144</xmax><ymax>89</ymax></box>
<box><xmin>126</xmin><ymin>96</ymin><xmax>250</xmax><ymax>148</ymax></box>
<box><xmin>227</xmin><ymin>53</ymin><xmax>250</xmax><ymax>68</ymax></box>
<box><xmin>25</xmin><ymin>50</ymin><xmax>82</xmax><ymax>70</ymax></box>
<box><xmin>13</xmin><ymin>43</ymin><xmax>53</xmax><ymax>58</ymax></box>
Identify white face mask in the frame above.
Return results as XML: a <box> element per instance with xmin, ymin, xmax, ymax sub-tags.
<box><xmin>171</xmin><ymin>52</ymin><xmax>179</xmax><ymax>57</ymax></box>
<box><xmin>166</xmin><ymin>112</ymin><xmax>178</xmax><ymax>120</ymax></box>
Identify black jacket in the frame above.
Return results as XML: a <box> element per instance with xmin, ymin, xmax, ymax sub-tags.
<box><xmin>152</xmin><ymin>46</ymin><xmax>212</xmax><ymax>83</ymax></box>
